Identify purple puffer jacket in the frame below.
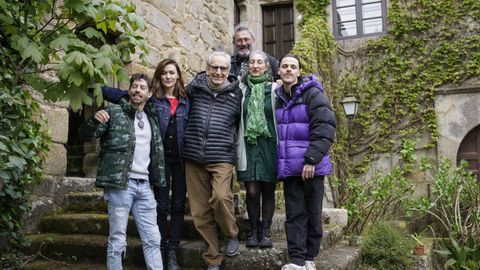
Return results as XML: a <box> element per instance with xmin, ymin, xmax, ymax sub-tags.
<box><xmin>275</xmin><ymin>75</ymin><xmax>336</xmax><ymax>179</ymax></box>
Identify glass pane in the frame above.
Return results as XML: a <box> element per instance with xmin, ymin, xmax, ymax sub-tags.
<box><xmin>337</xmin><ymin>0</ymin><xmax>355</xmax><ymax>7</ymax></box>
<box><xmin>337</xmin><ymin>6</ymin><xmax>357</xmax><ymax>22</ymax></box>
<box><xmin>362</xmin><ymin>3</ymin><xmax>382</xmax><ymax>19</ymax></box>
<box><xmin>338</xmin><ymin>21</ymin><xmax>357</xmax><ymax>37</ymax></box>
<box><xmin>363</xmin><ymin>18</ymin><xmax>383</xmax><ymax>34</ymax></box>
<box><xmin>362</xmin><ymin>0</ymin><xmax>381</xmax><ymax>3</ymax></box>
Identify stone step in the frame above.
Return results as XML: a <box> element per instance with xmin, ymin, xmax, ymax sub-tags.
<box><xmin>26</xmin><ymin>224</ymin><xmax>344</xmax><ymax>267</ymax></box>
<box><xmin>62</xmin><ymin>192</ymin><xmax>106</xmax><ymax>213</ymax></box>
<box><xmin>315</xmin><ymin>241</ymin><xmax>361</xmax><ymax>270</ymax></box>
<box><xmin>23</xmin><ymin>260</ymin><xmax>147</xmax><ymax>270</ymax></box>
<box><xmin>25</xmin><ymin>235</ymin><xmax>359</xmax><ymax>270</ymax></box>
<box><xmin>38</xmin><ymin>213</ymin><xmax>343</xmax><ymax>247</ymax></box>
<box><xmin>62</xmin><ymin>190</ymin><xmax>276</xmax><ymax>216</ymax></box>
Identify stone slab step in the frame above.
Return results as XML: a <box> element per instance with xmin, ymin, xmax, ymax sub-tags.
<box><xmin>62</xmin><ymin>192</ymin><xmax>106</xmax><ymax>213</ymax></box>
<box><xmin>315</xmin><ymin>241</ymin><xmax>361</xmax><ymax>270</ymax></box>
<box><xmin>23</xmin><ymin>260</ymin><xmax>146</xmax><ymax>270</ymax></box>
<box><xmin>26</xmin><ymin>225</ymin><xmax>344</xmax><ymax>268</ymax></box>
<box><xmin>178</xmin><ymin>240</ymin><xmax>361</xmax><ymax>270</ymax></box>
<box><xmin>26</xmin><ymin>233</ymin><xmax>144</xmax><ymax>265</ymax></box>
<box><xmin>62</xmin><ymin>191</ymin><xmax>247</xmax><ymax>215</ymax></box>
<box><xmin>38</xmin><ymin>213</ymin><xmax>343</xmax><ymax>248</ymax></box>
<box><xmin>61</xmin><ymin>192</ymin><xmax>347</xmax><ymax>227</ymax></box>
<box><xmin>39</xmin><ymin>213</ymin><xmax>204</xmax><ymax>240</ymax></box>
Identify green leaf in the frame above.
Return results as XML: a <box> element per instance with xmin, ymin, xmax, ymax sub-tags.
<box><xmin>80</xmin><ymin>27</ymin><xmax>106</xmax><ymax>43</ymax></box>
<box><xmin>68</xmin><ymin>72</ymin><xmax>84</xmax><ymax>87</ymax></box>
<box><xmin>97</xmin><ymin>22</ymin><xmax>107</xmax><ymax>33</ymax></box>
<box><xmin>8</xmin><ymin>156</ymin><xmax>27</xmax><ymax>169</ymax></box>
<box><xmin>0</xmin><ymin>14</ymin><xmax>15</xmax><ymax>25</ymax></box>
<box><xmin>64</xmin><ymin>0</ymin><xmax>87</xmax><ymax>13</ymax></box>
<box><xmin>0</xmin><ymin>170</ymin><xmax>11</xmax><ymax>179</ymax></box>
<box><xmin>0</xmin><ymin>0</ymin><xmax>8</xmax><ymax>10</ymax></box>
<box><xmin>94</xmin><ymin>56</ymin><xmax>113</xmax><ymax>73</ymax></box>
<box><xmin>50</xmin><ymin>35</ymin><xmax>71</xmax><ymax>50</ymax></box>
<box><xmin>0</xmin><ymin>141</ymin><xmax>8</xmax><ymax>152</ymax></box>
<box><xmin>21</xmin><ymin>43</ymin><xmax>43</xmax><ymax>63</ymax></box>
<box><xmin>127</xmin><ymin>13</ymin><xmax>145</xmax><ymax>31</ymax></box>
<box><xmin>66</xmin><ymin>88</ymin><xmax>92</xmax><ymax>111</ymax></box>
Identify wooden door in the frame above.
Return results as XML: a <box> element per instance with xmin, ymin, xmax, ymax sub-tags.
<box><xmin>457</xmin><ymin>125</ymin><xmax>480</xmax><ymax>179</ymax></box>
<box><xmin>262</xmin><ymin>4</ymin><xmax>294</xmax><ymax>60</ymax></box>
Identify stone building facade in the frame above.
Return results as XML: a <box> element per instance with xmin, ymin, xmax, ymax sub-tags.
<box><xmin>32</xmin><ymin>0</ymin><xmax>479</xmax><ymax>229</ymax></box>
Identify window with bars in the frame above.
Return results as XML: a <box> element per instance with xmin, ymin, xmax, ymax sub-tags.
<box><xmin>333</xmin><ymin>0</ymin><xmax>387</xmax><ymax>39</ymax></box>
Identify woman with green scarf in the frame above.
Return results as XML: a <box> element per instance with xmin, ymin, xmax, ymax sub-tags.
<box><xmin>237</xmin><ymin>50</ymin><xmax>278</xmax><ymax>248</ymax></box>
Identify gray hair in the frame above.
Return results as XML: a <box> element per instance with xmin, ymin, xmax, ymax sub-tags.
<box><xmin>243</xmin><ymin>50</ymin><xmax>273</xmax><ymax>83</ymax></box>
<box><xmin>249</xmin><ymin>50</ymin><xmax>270</xmax><ymax>69</ymax></box>
<box><xmin>206</xmin><ymin>51</ymin><xmax>231</xmax><ymax>69</ymax></box>
<box><xmin>232</xmin><ymin>25</ymin><xmax>255</xmax><ymax>43</ymax></box>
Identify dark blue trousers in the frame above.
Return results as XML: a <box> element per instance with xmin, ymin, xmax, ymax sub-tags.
<box><xmin>283</xmin><ymin>175</ymin><xmax>324</xmax><ymax>266</ymax></box>
<box><xmin>153</xmin><ymin>161</ymin><xmax>186</xmax><ymax>251</ymax></box>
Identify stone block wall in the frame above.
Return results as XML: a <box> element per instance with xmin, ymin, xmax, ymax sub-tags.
<box><xmin>128</xmin><ymin>0</ymin><xmax>235</xmax><ymax>82</ymax></box>
<box><xmin>39</xmin><ymin>102</ymin><xmax>69</xmax><ymax>176</ymax></box>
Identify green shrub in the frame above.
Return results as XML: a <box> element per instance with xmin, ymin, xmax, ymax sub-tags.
<box><xmin>361</xmin><ymin>223</ymin><xmax>415</xmax><ymax>270</ymax></box>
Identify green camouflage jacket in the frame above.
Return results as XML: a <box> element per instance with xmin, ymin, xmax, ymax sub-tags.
<box><xmin>80</xmin><ymin>98</ymin><xmax>165</xmax><ymax>189</ymax></box>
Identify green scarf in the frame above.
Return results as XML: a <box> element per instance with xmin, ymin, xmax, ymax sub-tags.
<box><xmin>245</xmin><ymin>73</ymin><xmax>271</xmax><ymax>144</ymax></box>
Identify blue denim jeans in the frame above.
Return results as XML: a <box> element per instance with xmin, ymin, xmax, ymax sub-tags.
<box><xmin>105</xmin><ymin>179</ymin><xmax>163</xmax><ymax>270</ymax></box>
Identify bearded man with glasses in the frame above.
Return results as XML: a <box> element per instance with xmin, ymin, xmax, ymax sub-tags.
<box><xmin>80</xmin><ymin>73</ymin><xmax>165</xmax><ymax>270</ymax></box>
<box><xmin>230</xmin><ymin>25</ymin><xmax>279</xmax><ymax>82</ymax></box>
<box><xmin>183</xmin><ymin>51</ymin><xmax>243</xmax><ymax>270</ymax></box>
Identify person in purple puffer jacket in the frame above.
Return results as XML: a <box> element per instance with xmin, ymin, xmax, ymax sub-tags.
<box><xmin>275</xmin><ymin>54</ymin><xmax>336</xmax><ymax>270</ymax></box>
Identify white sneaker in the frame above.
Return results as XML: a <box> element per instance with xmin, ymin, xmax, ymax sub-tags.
<box><xmin>305</xmin><ymin>261</ymin><xmax>316</xmax><ymax>270</ymax></box>
<box><xmin>281</xmin><ymin>263</ymin><xmax>306</xmax><ymax>270</ymax></box>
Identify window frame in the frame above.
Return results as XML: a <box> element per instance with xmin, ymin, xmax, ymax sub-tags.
<box><xmin>332</xmin><ymin>0</ymin><xmax>387</xmax><ymax>40</ymax></box>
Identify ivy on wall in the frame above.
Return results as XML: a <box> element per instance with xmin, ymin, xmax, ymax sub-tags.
<box><xmin>292</xmin><ymin>0</ymin><xmax>480</xmax><ymax>207</ymax></box>
<box><xmin>348</xmin><ymin>0</ymin><xmax>480</xmax><ymax>175</ymax></box>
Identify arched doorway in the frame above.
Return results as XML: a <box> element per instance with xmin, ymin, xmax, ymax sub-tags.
<box><xmin>457</xmin><ymin>125</ymin><xmax>480</xmax><ymax>179</ymax></box>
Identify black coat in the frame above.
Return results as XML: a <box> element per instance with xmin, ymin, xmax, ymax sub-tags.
<box><xmin>183</xmin><ymin>72</ymin><xmax>242</xmax><ymax>164</ymax></box>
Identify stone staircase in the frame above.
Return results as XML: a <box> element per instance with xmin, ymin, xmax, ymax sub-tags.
<box><xmin>25</xmin><ymin>187</ymin><xmax>360</xmax><ymax>270</ymax></box>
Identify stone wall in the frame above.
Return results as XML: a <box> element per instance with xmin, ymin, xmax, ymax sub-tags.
<box><xmin>28</xmin><ymin>0</ymin><xmax>238</xmax><ymax>232</ymax></box>
<box><xmin>127</xmin><ymin>0</ymin><xmax>236</xmax><ymax>83</ymax></box>
<box><xmin>435</xmin><ymin>84</ymin><xmax>480</xmax><ymax>162</ymax></box>
<box><xmin>235</xmin><ymin>0</ymin><xmax>301</xmax><ymax>52</ymax></box>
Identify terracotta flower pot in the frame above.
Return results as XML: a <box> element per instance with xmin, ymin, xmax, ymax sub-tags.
<box><xmin>414</xmin><ymin>244</ymin><xmax>425</xmax><ymax>255</ymax></box>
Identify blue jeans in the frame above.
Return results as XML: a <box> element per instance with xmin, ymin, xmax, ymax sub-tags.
<box><xmin>105</xmin><ymin>179</ymin><xmax>163</xmax><ymax>270</ymax></box>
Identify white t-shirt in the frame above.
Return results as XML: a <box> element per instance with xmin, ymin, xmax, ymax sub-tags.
<box><xmin>129</xmin><ymin>111</ymin><xmax>151</xmax><ymax>180</ymax></box>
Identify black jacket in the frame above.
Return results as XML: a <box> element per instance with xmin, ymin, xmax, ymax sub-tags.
<box><xmin>183</xmin><ymin>72</ymin><xmax>242</xmax><ymax>164</ymax></box>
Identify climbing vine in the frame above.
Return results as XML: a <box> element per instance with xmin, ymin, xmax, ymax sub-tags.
<box><xmin>0</xmin><ymin>0</ymin><xmax>148</xmax><ymax>268</ymax></box>
<box><xmin>347</xmin><ymin>0</ymin><xmax>480</xmax><ymax>175</ymax></box>
<box><xmin>292</xmin><ymin>0</ymin><xmax>480</xmax><ymax>212</ymax></box>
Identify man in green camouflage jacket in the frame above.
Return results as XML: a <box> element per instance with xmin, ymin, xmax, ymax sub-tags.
<box><xmin>80</xmin><ymin>73</ymin><xmax>165</xmax><ymax>270</ymax></box>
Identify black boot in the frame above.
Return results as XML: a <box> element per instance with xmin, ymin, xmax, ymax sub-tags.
<box><xmin>245</xmin><ymin>220</ymin><xmax>260</xmax><ymax>247</ymax></box>
<box><xmin>161</xmin><ymin>246</ymin><xmax>168</xmax><ymax>268</ymax></box>
<box><xmin>167</xmin><ymin>249</ymin><xmax>180</xmax><ymax>270</ymax></box>
<box><xmin>258</xmin><ymin>220</ymin><xmax>273</xmax><ymax>248</ymax></box>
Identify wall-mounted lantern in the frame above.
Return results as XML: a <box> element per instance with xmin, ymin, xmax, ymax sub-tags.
<box><xmin>340</xmin><ymin>96</ymin><xmax>359</xmax><ymax>118</ymax></box>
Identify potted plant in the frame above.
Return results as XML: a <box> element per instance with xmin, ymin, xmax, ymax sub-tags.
<box><xmin>411</xmin><ymin>233</ymin><xmax>425</xmax><ymax>255</ymax></box>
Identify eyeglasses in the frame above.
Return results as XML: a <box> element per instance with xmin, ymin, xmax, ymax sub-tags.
<box><xmin>136</xmin><ymin>111</ymin><xmax>144</xmax><ymax>129</ymax></box>
<box><xmin>208</xmin><ymin>65</ymin><xmax>229</xmax><ymax>72</ymax></box>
